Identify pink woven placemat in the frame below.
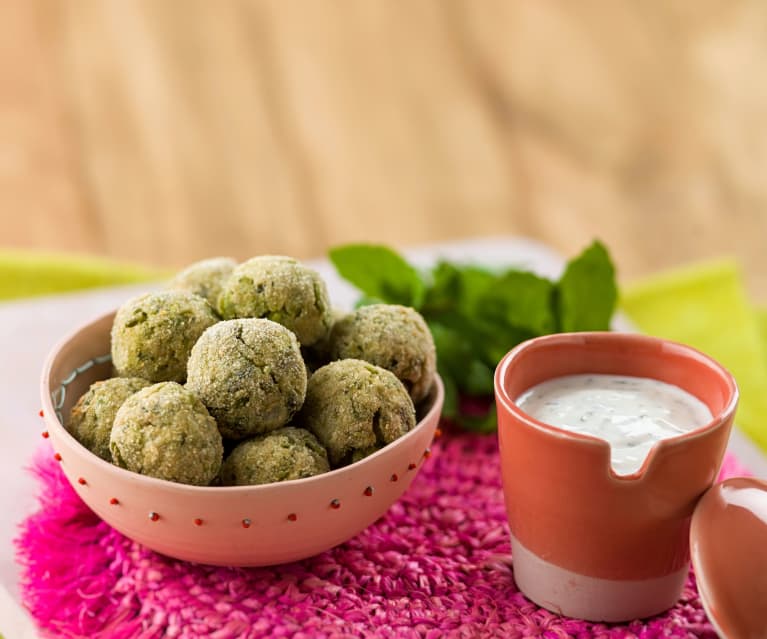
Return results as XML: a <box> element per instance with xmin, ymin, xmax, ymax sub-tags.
<box><xmin>16</xmin><ymin>432</ymin><xmax>749</xmax><ymax>639</ymax></box>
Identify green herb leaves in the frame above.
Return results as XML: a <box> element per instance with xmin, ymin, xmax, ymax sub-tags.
<box><xmin>555</xmin><ymin>241</ymin><xmax>617</xmax><ymax>332</ymax></box>
<box><xmin>329</xmin><ymin>244</ymin><xmax>426</xmax><ymax>308</ymax></box>
<box><xmin>329</xmin><ymin>240</ymin><xmax>617</xmax><ymax>431</ymax></box>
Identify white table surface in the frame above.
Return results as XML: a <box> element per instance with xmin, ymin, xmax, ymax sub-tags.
<box><xmin>1</xmin><ymin>236</ymin><xmax>765</xmax><ymax>638</ymax></box>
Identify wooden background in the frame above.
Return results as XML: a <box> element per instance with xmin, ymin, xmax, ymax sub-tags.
<box><xmin>2</xmin><ymin>1</ymin><xmax>767</xmax><ymax>297</ymax></box>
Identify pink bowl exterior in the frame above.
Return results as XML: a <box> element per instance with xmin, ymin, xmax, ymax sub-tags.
<box><xmin>41</xmin><ymin>311</ymin><xmax>443</xmax><ymax>567</ymax></box>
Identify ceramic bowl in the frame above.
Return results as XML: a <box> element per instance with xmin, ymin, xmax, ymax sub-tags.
<box><xmin>494</xmin><ymin>332</ymin><xmax>738</xmax><ymax>622</ymax></box>
<box><xmin>41</xmin><ymin>311</ymin><xmax>443</xmax><ymax>567</ymax></box>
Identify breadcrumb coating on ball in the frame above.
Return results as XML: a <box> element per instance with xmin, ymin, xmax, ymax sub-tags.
<box><xmin>218</xmin><ymin>256</ymin><xmax>332</xmax><ymax>347</ymax></box>
<box><xmin>329</xmin><ymin>304</ymin><xmax>436</xmax><ymax>402</ymax></box>
<box><xmin>186</xmin><ymin>319</ymin><xmax>307</xmax><ymax>439</ymax></box>
<box><xmin>110</xmin><ymin>382</ymin><xmax>223</xmax><ymax>486</ymax></box>
<box><xmin>111</xmin><ymin>291</ymin><xmax>218</xmax><ymax>383</ymax></box>
<box><xmin>220</xmin><ymin>427</ymin><xmax>329</xmax><ymax>485</ymax></box>
<box><xmin>299</xmin><ymin>359</ymin><xmax>415</xmax><ymax>467</ymax></box>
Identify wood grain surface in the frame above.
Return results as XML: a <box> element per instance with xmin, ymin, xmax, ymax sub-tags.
<box><xmin>1</xmin><ymin>1</ymin><xmax>766</xmax><ymax>297</ymax></box>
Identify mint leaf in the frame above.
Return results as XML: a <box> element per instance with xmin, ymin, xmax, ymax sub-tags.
<box><xmin>330</xmin><ymin>244</ymin><xmax>426</xmax><ymax>307</ymax></box>
<box><xmin>479</xmin><ymin>271</ymin><xmax>556</xmax><ymax>335</ymax></box>
<box><xmin>462</xmin><ymin>359</ymin><xmax>495</xmax><ymax>396</ymax></box>
<box><xmin>423</xmin><ymin>262</ymin><xmax>495</xmax><ymax>317</ymax></box>
<box><xmin>429</xmin><ymin>321</ymin><xmax>496</xmax><ymax>396</ymax></box>
<box><xmin>422</xmin><ymin>262</ymin><xmax>461</xmax><ymax>314</ymax></box>
<box><xmin>556</xmin><ymin>241</ymin><xmax>617</xmax><ymax>332</ymax></box>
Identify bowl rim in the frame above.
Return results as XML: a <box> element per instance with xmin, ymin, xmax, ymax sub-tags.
<box><xmin>41</xmin><ymin>310</ymin><xmax>445</xmax><ymax>493</ymax></box>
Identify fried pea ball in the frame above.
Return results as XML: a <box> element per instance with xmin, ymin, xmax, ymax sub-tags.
<box><xmin>299</xmin><ymin>359</ymin><xmax>415</xmax><ymax>467</ymax></box>
<box><xmin>218</xmin><ymin>256</ymin><xmax>332</xmax><ymax>347</ymax></box>
<box><xmin>219</xmin><ymin>427</ymin><xmax>329</xmax><ymax>485</ymax></box>
<box><xmin>110</xmin><ymin>382</ymin><xmax>223</xmax><ymax>486</ymax></box>
<box><xmin>111</xmin><ymin>291</ymin><xmax>218</xmax><ymax>383</ymax></box>
<box><xmin>186</xmin><ymin>319</ymin><xmax>307</xmax><ymax>439</ymax></box>
<box><xmin>329</xmin><ymin>304</ymin><xmax>436</xmax><ymax>402</ymax></box>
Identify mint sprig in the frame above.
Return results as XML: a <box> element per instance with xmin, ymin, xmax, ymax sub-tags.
<box><xmin>329</xmin><ymin>241</ymin><xmax>617</xmax><ymax>431</ymax></box>
<box><xmin>329</xmin><ymin>244</ymin><xmax>426</xmax><ymax>308</ymax></box>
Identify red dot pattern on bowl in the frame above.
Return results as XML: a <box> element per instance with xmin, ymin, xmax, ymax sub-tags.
<box><xmin>41</xmin><ymin>431</ymin><xmax>49</xmax><ymax>439</ymax></box>
<box><xmin>55</xmin><ymin>450</ymin><xmax>435</xmax><ymax>527</ymax></box>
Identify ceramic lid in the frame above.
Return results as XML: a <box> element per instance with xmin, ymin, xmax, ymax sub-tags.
<box><xmin>690</xmin><ymin>477</ymin><xmax>767</xmax><ymax>639</ymax></box>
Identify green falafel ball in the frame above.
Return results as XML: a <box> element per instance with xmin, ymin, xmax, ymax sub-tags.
<box><xmin>111</xmin><ymin>291</ymin><xmax>218</xmax><ymax>383</ymax></box>
<box><xmin>329</xmin><ymin>304</ymin><xmax>436</xmax><ymax>402</ymax></box>
<box><xmin>168</xmin><ymin>256</ymin><xmax>237</xmax><ymax>310</ymax></box>
<box><xmin>299</xmin><ymin>358</ymin><xmax>415</xmax><ymax>467</ymax></box>
<box><xmin>110</xmin><ymin>382</ymin><xmax>223</xmax><ymax>485</ymax></box>
<box><xmin>186</xmin><ymin>319</ymin><xmax>307</xmax><ymax>439</ymax></box>
<box><xmin>67</xmin><ymin>377</ymin><xmax>151</xmax><ymax>461</ymax></box>
<box><xmin>218</xmin><ymin>256</ymin><xmax>332</xmax><ymax>347</ymax></box>
<box><xmin>220</xmin><ymin>427</ymin><xmax>330</xmax><ymax>485</ymax></box>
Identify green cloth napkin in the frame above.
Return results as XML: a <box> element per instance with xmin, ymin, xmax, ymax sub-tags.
<box><xmin>0</xmin><ymin>250</ymin><xmax>166</xmax><ymax>301</ymax></box>
<box><xmin>621</xmin><ymin>259</ymin><xmax>767</xmax><ymax>452</ymax></box>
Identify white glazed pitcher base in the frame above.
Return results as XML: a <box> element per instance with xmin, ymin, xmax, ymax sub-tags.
<box><xmin>510</xmin><ymin>535</ymin><xmax>688</xmax><ymax>622</ymax></box>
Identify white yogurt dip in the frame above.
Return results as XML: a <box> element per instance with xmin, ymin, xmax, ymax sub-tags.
<box><xmin>515</xmin><ymin>374</ymin><xmax>713</xmax><ymax>475</ymax></box>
